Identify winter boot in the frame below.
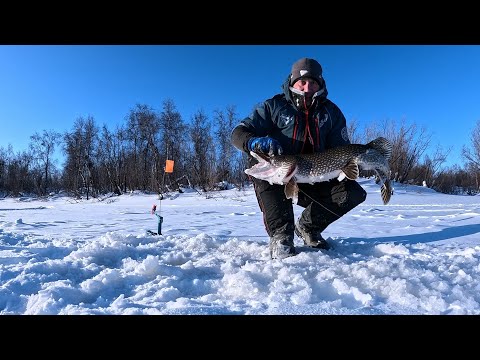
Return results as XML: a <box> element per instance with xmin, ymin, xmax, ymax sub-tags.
<box><xmin>295</xmin><ymin>222</ymin><xmax>330</xmax><ymax>250</ymax></box>
<box><xmin>269</xmin><ymin>232</ymin><xmax>296</xmax><ymax>260</ymax></box>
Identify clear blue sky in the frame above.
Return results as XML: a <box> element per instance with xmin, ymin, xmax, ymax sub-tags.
<box><xmin>1</xmin><ymin>45</ymin><xmax>479</xmax><ymax>167</ymax></box>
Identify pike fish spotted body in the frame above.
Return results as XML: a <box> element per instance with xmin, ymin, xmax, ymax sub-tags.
<box><xmin>245</xmin><ymin>137</ymin><xmax>393</xmax><ymax>205</ymax></box>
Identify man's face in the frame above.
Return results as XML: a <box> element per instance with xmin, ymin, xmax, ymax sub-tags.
<box><xmin>292</xmin><ymin>77</ymin><xmax>320</xmax><ymax>98</ymax></box>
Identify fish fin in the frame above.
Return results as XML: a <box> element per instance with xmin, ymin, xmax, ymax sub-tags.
<box><xmin>374</xmin><ymin>169</ymin><xmax>392</xmax><ymax>205</ymax></box>
<box><xmin>284</xmin><ymin>179</ymin><xmax>299</xmax><ymax>204</ymax></box>
<box><xmin>342</xmin><ymin>159</ymin><xmax>359</xmax><ymax>180</ymax></box>
<box><xmin>283</xmin><ymin>164</ymin><xmax>298</xmax><ymax>184</ymax></box>
<box><xmin>367</xmin><ymin>137</ymin><xmax>393</xmax><ymax>161</ymax></box>
<box><xmin>380</xmin><ymin>179</ymin><xmax>393</xmax><ymax>205</ymax></box>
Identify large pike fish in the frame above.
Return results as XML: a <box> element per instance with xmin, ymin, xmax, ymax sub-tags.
<box><xmin>245</xmin><ymin>137</ymin><xmax>393</xmax><ymax>205</ymax></box>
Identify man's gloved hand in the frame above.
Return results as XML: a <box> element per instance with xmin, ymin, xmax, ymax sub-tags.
<box><xmin>247</xmin><ymin>137</ymin><xmax>283</xmax><ymax>156</ymax></box>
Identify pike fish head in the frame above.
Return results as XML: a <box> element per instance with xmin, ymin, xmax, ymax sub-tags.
<box><xmin>245</xmin><ymin>152</ymin><xmax>297</xmax><ymax>185</ymax></box>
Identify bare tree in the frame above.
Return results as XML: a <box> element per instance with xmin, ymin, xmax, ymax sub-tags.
<box><xmin>213</xmin><ymin>105</ymin><xmax>238</xmax><ymax>184</ymax></box>
<box><xmin>29</xmin><ymin>130</ymin><xmax>61</xmax><ymax>195</ymax></box>
<box><xmin>4</xmin><ymin>145</ymin><xmax>34</xmax><ymax>196</ymax></box>
<box><xmin>189</xmin><ymin>109</ymin><xmax>215</xmax><ymax>191</ymax></box>
<box><xmin>460</xmin><ymin>119</ymin><xmax>480</xmax><ymax>192</ymax></box>
<box><xmin>124</xmin><ymin>108</ymin><xmax>142</xmax><ymax>191</ymax></box>
<box><xmin>416</xmin><ymin>145</ymin><xmax>450</xmax><ymax>188</ymax></box>
<box><xmin>373</xmin><ymin>118</ymin><xmax>431</xmax><ymax>184</ymax></box>
<box><xmin>63</xmin><ymin>116</ymin><xmax>98</xmax><ymax>199</ymax></box>
<box><xmin>126</xmin><ymin>104</ymin><xmax>162</xmax><ymax>191</ymax></box>
<box><xmin>0</xmin><ymin>146</ymin><xmax>7</xmax><ymax>195</ymax></box>
<box><xmin>96</xmin><ymin>124</ymin><xmax>125</xmax><ymax>195</ymax></box>
<box><xmin>462</xmin><ymin>119</ymin><xmax>480</xmax><ymax>170</ymax></box>
<box><xmin>347</xmin><ymin>118</ymin><xmax>363</xmax><ymax>144</ymax></box>
<box><xmin>434</xmin><ymin>164</ymin><xmax>478</xmax><ymax>195</ymax></box>
<box><xmin>158</xmin><ymin>99</ymin><xmax>187</xmax><ymax>191</ymax></box>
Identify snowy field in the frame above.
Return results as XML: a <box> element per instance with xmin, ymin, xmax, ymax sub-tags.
<box><xmin>1</xmin><ymin>178</ymin><xmax>480</xmax><ymax>315</ymax></box>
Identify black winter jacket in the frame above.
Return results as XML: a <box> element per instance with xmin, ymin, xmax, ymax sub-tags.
<box><xmin>231</xmin><ymin>75</ymin><xmax>350</xmax><ymax>166</ymax></box>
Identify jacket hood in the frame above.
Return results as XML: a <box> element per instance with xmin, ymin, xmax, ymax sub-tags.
<box><xmin>281</xmin><ymin>74</ymin><xmax>328</xmax><ymax>106</ymax></box>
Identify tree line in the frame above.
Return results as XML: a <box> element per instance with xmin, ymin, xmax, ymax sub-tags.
<box><xmin>1</xmin><ymin>98</ymin><xmax>479</xmax><ymax>198</ymax></box>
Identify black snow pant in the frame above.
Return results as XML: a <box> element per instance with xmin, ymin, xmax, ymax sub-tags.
<box><xmin>252</xmin><ymin>178</ymin><xmax>367</xmax><ymax>238</ymax></box>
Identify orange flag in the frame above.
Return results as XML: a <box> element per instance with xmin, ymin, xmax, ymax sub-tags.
<box><xmin>165</xmin><ymin>159</ymin><xmax>174</xmax><ymax>173</ymax></box>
